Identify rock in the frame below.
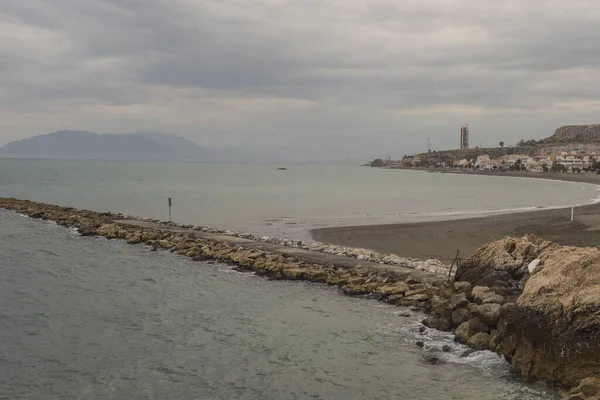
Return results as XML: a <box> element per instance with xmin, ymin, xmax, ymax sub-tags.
<box><xmin>399</xmin><ymin>294</ymin><xmax>430</xmax><ymax>307</ymax></box>
<box><xmin>467</xmin><ymin>332</ymin><xmax>491</xmax><ymax>350</ymax></box>
<box><xmin>404</xmin><ymin>288</ymin><xmax>428</xmax><ymax>297</ymax></box>
<box><xmin>422</xmin><ymin>354</ymin><xmax>447</xmax><ymax>365</ymax></box>
<box><xmin>489</xmin><ymin>329</ymin><xmax>502</xmax><ymax>351</ymax></box>
<box><xmin>437</xmin><ymin>283</ymin><xmax>456</xmax><ymax>299</ymax></box>
<box><xmin>501</xmin><ymin>302</ymin><xmax>516</xmax><ymax>317</ymax></box>
<box><xmin>564</xmin><ymin>394</ymin><xmax>586</xmax><ymax>400</ymax></box>
<box><xmin>416</xmin><ymin>341</ymin><xmax>425</xmax><ymax>348</ymax></box>
<box><xmin>387</xmin><ymin>294</ymin><xmax>405</xmax><ymax>304</ymax></box>
<box><xmin>498</xmin><ymin>245</ymin><xmax>600</xmax><ymax>388</ymax></box>
<box><xmin>472</xmin><ymin>286</ymin><xmax>505</xmax><ymax>305</ymax></box>
<box><xmin>126</xmin><ymin>234</ymin><xmax>142</xmax><ymax>244</ymax></box>
<box><xmin>341</xmin><ymin>284</ymin><xmax>369</xmax><ymax>296</ymax></box>
<box><xmin>452</xmin><ymin>307</ymin><xmax>472</xmax><ymax>328</ymax></box>
<box><xmin>471</xmin><ymin>303</ymin><xmax>502</xmax><ymax>326</ymax></box>
<box><xmin>442</xmin><ymin>345</ymin><xmax>452</xmax><ymax>352</ymax></box>
<box><xmin>455</xmin><ymin>234</ymin><xmax>556</xmax><ymax>286</ymax></box>
<box><xmin>454</xmin><ymin>281</ymin><xmax>472</xmax><ymax>293</ymax></box>
<box><xmin>454</xmin><ymin>318</ymin><xmax>489</xmax><ymax>344</ymax></box>
<box><xmin>282</xmin><ymin>268</ymin><xmax>306</xmax><ymax>280</ymax></box>
<box><xmin>470</xmin><ymin>286</ymin><xmax>490</xmax><ymax>302</ymax></box>
<box><xmin>376</xmin><ymin>284</ymin><xmax>410</xmax><ymax>297</ymax></box>
<box><xmin>431</xmin><ymin>297</ymin><xmax>452</xmax><ymax>318</ymax></box>
<box><xmin>449</xmin><ymin>293</ymin><xmax>469</xmax><ymax>310</ymax></box>
<box><xmin>569</xmin><ymin>377</ymin><xmax>600</xmax><ymax>397</ymax></box>
<box><xmin>423</xmin><ymin>313</ymin><xmax>452</xmax><ymax>331</ymax></box>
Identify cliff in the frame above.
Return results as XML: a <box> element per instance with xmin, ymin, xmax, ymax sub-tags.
<box><xmin>540</xmin><ymin>125</ymin><xmax>600</xmax><ymax>144</ymax></box>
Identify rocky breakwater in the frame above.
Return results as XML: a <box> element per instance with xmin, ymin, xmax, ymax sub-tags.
<box><xmin>446</xmin><ymin>234</ymin><xmax>600</xmax><ymax>399</ymax></box>
<box><xmin>0</xmin><ymin>198</ymin><xmax>447</xmax><ymax>313</ymax></box>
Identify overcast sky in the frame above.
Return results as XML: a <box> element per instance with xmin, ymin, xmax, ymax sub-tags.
<box><xmin>1</xmin><ymin>0</ymin><xmax>599</xmax><ymax>156</ymax></box>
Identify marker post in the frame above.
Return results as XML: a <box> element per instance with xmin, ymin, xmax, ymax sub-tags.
<box><xmin>168</xmin><ymin>197</ymin><xmax>172</xmax><ymax>222</ymax></box>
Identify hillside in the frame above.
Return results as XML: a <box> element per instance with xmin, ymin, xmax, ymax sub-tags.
<box><xmin>0</xmin><ymin>130</ymin><xmax>209</xmax><ymax>161</ymax></box>
<box><xmin>540</xmin><ymin>124</ymin><xmax>600</xmax><ymax>144</ymax></box>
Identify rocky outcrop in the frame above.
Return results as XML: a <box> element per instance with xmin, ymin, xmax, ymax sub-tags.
<box><xmin>541</xmin><ymin>125</ymin><xmax>600</xmax><ymax>144</ymax></box>
<box><xmin>497</xmin><ymin>245</ymin><xmax>600</xmax><ymax>390</ymax></box>
<box><xmin>454</xmin><ymin>234</ymin><xmax>556</xmax><ymax>286</ymax></box>
<box><xmin>435</xmin><ymin>233</ymin><xmax>600</xmax><ymax>397</ymax></box>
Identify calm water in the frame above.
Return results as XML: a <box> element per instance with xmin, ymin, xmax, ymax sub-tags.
<box><xmin>0</xmin><ymin>159</ymin><xmax>598</xmax><ymax>240</ymax></box>
<box><xmin>0</xmin><ymin>211</ymin><xmax>555</xmax><ymax>399</ymax></box>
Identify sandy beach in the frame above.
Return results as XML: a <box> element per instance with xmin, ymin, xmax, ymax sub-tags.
<box><xmin>311</xmin><ymin>170</ymin><xmax>600</xmax><ymax>263</ymax></box>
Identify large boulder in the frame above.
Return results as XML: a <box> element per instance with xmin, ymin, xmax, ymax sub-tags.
<box><xmin>455</xmin><ymin>234</ymin><xmax>556</xmax><ymax>286</ymax></box>
<box><xmin>455</xmin><ymin>317</ymin><xmax>489</xmax><ymax>344</ymax></box>
<box><xmin>498</xmin><ymin>245</ymin><xmax>600</xmax><ymax>388</ymax></box>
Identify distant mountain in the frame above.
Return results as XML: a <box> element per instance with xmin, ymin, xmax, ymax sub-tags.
<box><xmin>0</xmin><ymin>130</ymin><xmax>377</xmax><ymax>164</ymax></box>
<box><xmin>540</xmin><ymin>125</ymin><xmax>600</xmax><ymax>144</ymax></box>
<box><xmin>0</xmin><ymin>130</ymin><xmax>210</xmax><ymax>161</ymax></box>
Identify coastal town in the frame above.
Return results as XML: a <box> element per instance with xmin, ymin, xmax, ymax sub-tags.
<box><xmin>371</xmin><ymin>124</ymin><xmax>600</xmax><ymax>173</ymax></box>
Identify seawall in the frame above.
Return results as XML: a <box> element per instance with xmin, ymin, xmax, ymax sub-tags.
<box><xmin>0</xmin><ymin>197</ymin><xmax>446</xmax><ymax>308</ymax></box>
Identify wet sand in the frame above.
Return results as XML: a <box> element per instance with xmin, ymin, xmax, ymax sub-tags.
<box><xmin>311</xmin><ymin>171</ymin><xmax>600</xmax><ymax>263</ymax></box>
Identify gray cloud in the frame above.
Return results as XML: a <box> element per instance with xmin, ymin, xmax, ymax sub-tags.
<box><xmin>1</xmin><ymin>0</ymin><xmax>599</xmax><ymax>156</ymax></box>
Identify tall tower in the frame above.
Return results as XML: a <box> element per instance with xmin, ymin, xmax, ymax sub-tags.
<box><xmin>460</xmin><ymin>124</ymin><xmax>470</xmax><ymax>149</ymax></box>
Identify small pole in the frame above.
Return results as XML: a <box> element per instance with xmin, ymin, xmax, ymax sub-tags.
<box><xmin>447</xmin><ymin>249</ymin><xmax>460</xmax><ymax>281</ymax></box>
<box><xmin>571</xmin><ymin>206</ymin><xmax>574</xmax><ymax>222</ymax></box>
<box><xmin>168</xmin><ymin>197</ymin><xmax>172</xmax><ymax>222</ymax></box>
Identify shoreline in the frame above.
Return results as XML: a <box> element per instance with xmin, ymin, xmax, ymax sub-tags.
<box><xmin>311</xmin><ymin>170</ymin><xmax>600</xmax><ymax>264</ymax></box>
<box><xmin>1</xmin><ymin>198</ymin><xmax>590</xmax><ymax>397</ymax></box>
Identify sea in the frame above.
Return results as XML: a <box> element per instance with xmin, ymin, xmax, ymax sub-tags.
<box><xmin>2</xmin><ymin>159</ymin><xmax>590</xmax><ymax>399</ymax></box>
<box><xmin>1</xmin><ymin>159</ymin><xmax>598</xmax><ymax>240</ymax></box>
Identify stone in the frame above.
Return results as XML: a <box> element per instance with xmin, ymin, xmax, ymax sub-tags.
<box><xmin>282</xmin><ymin>268</ymin><xmax>306</xmax><ymax>280</ymax></box>
<box><xmin>501</xmin><ymin>302</ymin><xmax>516</xmax><ymax>317</ymax></box>
<box><xmin>449</xmin><ymin>293</ymin><xmax>469</xmax><ymax>310</ymax></box>
<box><xmin>431</xmin><ymin>297</ymin><xmax>452</xmax><ymax>319</ymax></box>
<box><xmin>422</xmin><ymin>354</ymin><xmax>446</xmax><ymax>365</ymax></box>
<box><xmin>437</xmin><ymin>283</ymin><xmax>456</xmax><ymax>299</ymax></box>
<box><xmin>387</xmin><ymin>294</ymin><xmax>405</xmax><ymax>304</ymax></box>
<box><xmin>454</xmin><ymin>234</ymin><xmax>557</xmax><ymax>286</ymax></box>
<box><xmin>472</xmin><ymin>286</ymin><xmax>505</xmax><ymax>305</ymax></box>
<box><xmin>471</xmin><ymin>303</ymin><xmax>502</xmax><ymax>326</ymax></box>
<box><xmin>454</xmin><ymin>318</ymin><xmax>489</xmax><ymax>344</ymax></box>
<box><xmin>569</xmin><ymin>377</ymin><xmax>600</xmax><ymax>398</ymax></box>
<box><xmin>416</xmin><ymin>341</ymin><xmax>425</xmax><ymax>348</ymax></box>
<box><xmin>341</xmin><ymin>284</ymin><xmax>369</xmax><ymax>296</ymax></box>
<box><xmin>488</xmin><ymin>329</ymin><xmax>502</xmax><ymax>351</ymax></box>
<box><xmin>304</xmin><ymin>269</ymin><xmax>327</xmax><ymax>282</ymax></box>
<box><xmin>404</xmin><ymin>288</ymin><xmax>428</xmax><ymax>297</ymax></box>
<box><xmin>454</xmin><ymin>281</ymin><xmax>472</xmax><ymax>293</ymax></box>
<box><xmin>376</xmin><ymin>284</ymin><xmax>410</xmax><ymax>297</ymax></box>
<box><xmin>467</xmin><ymin>332</ymin><xmax>491</xmax><ymax>350</ymax></box>
<box><xmin>399</xmin><ymin>294</ymin><xmax>430</xmax><ymax>307</ymax></box>
<box><xmin>452</xmin><ymin>307</ymin><xmax>472</xmax><ymax>328</ymax></box>
<box><xmin>471</xmin><ymin>286</ymin><xmax>490</xmax><ymax>302</ymax></box>
<box><xmin>423</xmin><ymin>313</ymin><xmax>452</xmax><ymax>331</ymax></box>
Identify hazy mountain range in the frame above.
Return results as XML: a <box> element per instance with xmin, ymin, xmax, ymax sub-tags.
<box><xmin>0</xmin><ymin>130</ymin><xmax>383</xmax><ymax>164</ymax></box>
